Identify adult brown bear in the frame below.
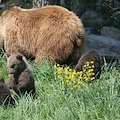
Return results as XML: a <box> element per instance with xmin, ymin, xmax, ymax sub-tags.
<box><xmin>0</xmin><ymin>5</ymin><xmax>85</xmax><ymax>65</ymax></box>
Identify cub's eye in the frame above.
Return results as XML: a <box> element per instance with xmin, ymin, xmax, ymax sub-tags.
<box><xmin>11</xmin><ymin>64</ymin><xmax>15</xmax><ymax>68</ymax></box>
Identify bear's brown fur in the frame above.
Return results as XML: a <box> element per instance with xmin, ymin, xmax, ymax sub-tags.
<box><xmin>75</xmin><ymin>50</ymin><xmax>104</xmax><ymax>78</ymax></box>
<box><xmin>0</xmin><ymin>5</ymin><xmax>85</xmax><ymax>65</ymax></box>
<box><xmin>6</xmin><ymin>53</ymin><xmax>36</xmax><ymax>97</ymax></box>
<box><xmin>0</xmin><ymin>78</ymin><xmax>15</xmax><ymax>106</ymax></box>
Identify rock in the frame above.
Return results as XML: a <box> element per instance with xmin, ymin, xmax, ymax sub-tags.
<box><xmin>0</xmin><ymin>4</ymin><xmax>5</xmax><ymax>9</ymax></box>
<box><xmin>101</xmin><ymin>26</ymin><xmax>120</xmax><ymax>41</ymax></box>
<box><xmin>85</xmin><ymin>34</ymin><xmax>120</xmax><ymax>60</ymax></box>
<box><xmin>114</xmin><ymin>0</ymin><xmax>120</xmax><ymax>8</ymax></box>
<box><xmin>81</xmin><ymin>10</ymin><xmax>104</xmax><ymax>30</ymax></box>
<box><xmin>84</xmin><ymin>27</ymin><xmax>97</xmax><ymax>35</ymax></box>
<box><xmin>81</xmin><ymin>10</ymin><xmax>103</xmax><ymax>22</ymax></box>
<box><xmin>81</xmin><ymin>10</ymin><xmax>99</xmax><ymax>19</ymax></box>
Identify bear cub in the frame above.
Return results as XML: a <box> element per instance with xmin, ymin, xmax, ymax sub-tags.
<box><xmin>75</xmin><ymin>50</ymin><xmax>104</xmax><ymax>79</ymax></box>
<box><xmin>0</xmin><ymin>78</ymin><xmax>15</xmax><ymax>106</ymax></box>
<box><xmin>6</xmin><ymin>53</ymin><xmax>36</xmax><ymax>97</ymax></box>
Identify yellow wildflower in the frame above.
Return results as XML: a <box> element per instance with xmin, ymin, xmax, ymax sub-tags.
<box><xmin>78</xmin><ymin>85</ymin><xmax>80</xmax><ymax>91</ymax></box>
<box><xmin>74</xmin><ymin>81</ymin><xmax>77</xmax><ymax>84</ymax></box>
<box><xmin>71</xmin><ymin>88</ymin><xmax>73</xmax><ymax>91</ymax></box>
<box><xmin>80</xmin><ymin>71</ymin><xmax>83</xmax><ymax>74</ymax></box>
<box><xmin>58</xmin><ymin>75</ymin><xmax>62</xmax><ymax>79</ymax></box>
<box><xmin>89</xmin><ymin>83</ymin><xmax>92</xmax><ymax>85</ymax></box>
<box><xmin>91</xmin><ymin>61</ymin><xmax>94</xmax><ymax>64</ymax></box>
<box><xmin>79</xmin><ymin>76</ymin><xmax>83</xmax><ymax>79</ymax></box>
<box><xmin>84</xmin><ymin>64</ymin><xmax>87</xmax><ymax>68</ymax></box>
<box><xmin>65</xmin><ymin>71</ymin><xmax>69</xmax><ymax>75</ymax></box>
<box><xmin>71</xmin><ymin>75</ymin><xmax>75</xmax><ymax>80</ymax></box>
<box><xmin>62</xmin><ymin>81</ymin><xmax>64</xmax><ymax>84</ymax></box>
<box><xmin>78</xmin><ymin>81</ymin><xmax>82</xmax><ymax>84</ymax></box>
<box><xmin>90</xmin><ymin>69</ymin><xmax>94</xmax><ymax>72</ymax></box>
<box><xmin>83</xmin><ymin>69</ymin><xmax>86</xmax><ymax>72</ymax></box>
<box><xmin>65</xmin><ymin>76</ymin><xmax>68</xmax><ymax>79</ymax></box>
<box><xmin>74</xmin><ymin>85</ymin><xmax>77</xmax><ymax>88</ymax></box>
<box><xmin>86</xmin><ymin>61</ymin><xmax>90</xmax><ymax>64</ymax></box>
<box><xmin>85</xmin><ymin>78</ymin><xmax>89</xmax><ymax>82</ymax></box>
<box><xmin>66</xmin><ymin>80</ymin><xmax>69</xmax><ymax>83</ymax></box>
<box><xmin>67</xmin><ymin>66</ymin><xmax>70</xmax><ymax>69</ymax></box>
<box><xmin>92</xmin><ymin>73</ymin><xmax>95</xmax><ymax>75</ymax></box>
<box><xmin>77</xmin><ymin>71</ymin><xmax>80</xmax><ymax>75</ymax></box>
<box><xmin>47</xmin><ymin>94</ymin><xmax>50</xmax><ymax>97</ymax></box>
<box><xmin>86</xmin><ymin>64</ymin><xmax>89</xmax><ymax>67</ymax></box>
<box><xmin>57</xmin><ymin>64</ymin><xmax>60</xmax><ymax>67</ymax></box>
<box><xmin>54</xmin><ymin>65</ymin><xmax>57</xmax><ymax>69</ymax></box>
<box><xmin>91</xmin><ymin>65</ymin><xmax>94</xmax><ymax>68</ymax></box>
<box><xmin>69</xmin><ymin>82</ymin><xmax>72</xmax><ymax>86</ymax></box>
<box><xmin>89</xmin><ymin>66</ymin><xmax>91</xmax><ymax>68</ymax></box>
<box><xmin>34</xmin><ymin>99</ymin><xmax>37</xmax><ymax>102</ymax></box>
<box><xmin>91</xmin><ymin>77</ymin><xmax>95</xmax><ymax>80</ymax></box>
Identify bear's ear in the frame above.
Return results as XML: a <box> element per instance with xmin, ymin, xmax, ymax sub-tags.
<box><xmin>16</xmin><ymin>54</ymin><xmax>23</xmax><ymax>61</ymax></box>
<box><xmin>0</xmin><ymin>78</ymin><xmax>5</xmax><ymax>83</ymax></box>
<box><xmin>6</xmin><ymin>53</ymin><xmax>11</xmax><ymax>57</ymax></box>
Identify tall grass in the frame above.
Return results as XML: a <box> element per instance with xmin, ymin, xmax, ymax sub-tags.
<box><xmin>0</xmin><ymin>53</ymin><xmax>120</xmax><ymax>120</ymax></box>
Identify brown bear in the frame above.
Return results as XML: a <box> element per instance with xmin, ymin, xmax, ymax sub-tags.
<box><xmin>0</xmin><ymin>5</ymin><xmax>85</xmax><ymax>65</ymax></box>
<box><xmin>6</xmin><ymin>53</ymin><xmax>36</xmax><ymax>97</ymax></box>
<box><xmin>75</xmin><ymin>50</ymin><xmax>104</xmax><ymax>78</ymax></box>
<box><xmin>0</xmin><ymin>78</ymin><xmax>15</xmax><ymax>106</ymax></box>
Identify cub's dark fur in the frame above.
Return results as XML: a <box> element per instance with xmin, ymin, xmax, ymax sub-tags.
<box><xmin>6</xmin><ymin>53</ymin><xmax>35</xmax><ymax>97</ymax></box>
<box><xmin>75</xmin><ymin>50</ymin><xmax>103</xmax><ymax>78</ymax></box>
<box><xmin>0</xmin><ymin>78</ymin><xmax>15</xmax><ymax>106</ymax></box>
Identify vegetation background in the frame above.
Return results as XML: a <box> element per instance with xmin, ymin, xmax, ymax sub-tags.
<box><xmin>0</xmin><ymin>51</ymin><xmax>120</xmax><ymax>120</ymax></box>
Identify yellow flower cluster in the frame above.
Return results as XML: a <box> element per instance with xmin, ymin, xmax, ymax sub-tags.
<box><xmin>82</xmin><ymin>61</ymin><xmax>95</xmax><ymax>82</ymax></box>
<box><xmin>34</xmin><ymin>99</ymin><xmax>41</xmax><ymax>103</ymax></box>
<box><xmin>54</xmin><ymin>61</ymin><xmax>95</xmax><ymax>93</ymax></box>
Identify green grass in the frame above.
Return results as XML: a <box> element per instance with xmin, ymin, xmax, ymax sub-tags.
<box><xmin>0</xmin><ymin>52</ymin><xmax>120</xmax><ymax>120</ymax></box>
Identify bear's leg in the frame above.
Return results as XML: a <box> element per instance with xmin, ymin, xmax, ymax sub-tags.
<box><xmin>12</xmin><ymin>83</ymin><xmax>26</xmax><ymax>96</ymax></box>
<box><xmin>6</xmin><ymin>75</ymin><xmax>16</xmax><ymax>89</ymax></box>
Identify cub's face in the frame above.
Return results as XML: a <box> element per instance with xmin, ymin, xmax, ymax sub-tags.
<box><xmin>8</xmin><ymin>58</ymin><xmax>20</xmax><ymax>74</ymax></box>
<box><xmin>6</xmin><ymin>53</ymin><xmax>26</xmax><ymax>74</ymax></box>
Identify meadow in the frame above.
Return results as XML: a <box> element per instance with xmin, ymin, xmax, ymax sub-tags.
<box><xmin>0</xmin><ymin>52</ymin><xmax>120</xmax><ymax>120</ymax></box>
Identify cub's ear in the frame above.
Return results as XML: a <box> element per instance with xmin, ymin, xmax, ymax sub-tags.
<box><xmin>6</xmin><ymin>53</ymin><xmax>11</xmax><ymax>57</ymax></box>
<box><xmin>0</xmin><ymin>78</ymin><xmax>5</xmax><ymax>83</ymax></box>
<box><xmin>16</xmin><ymin>54</ymin><xmax>23</xmax><ymax>61</ymax></box>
